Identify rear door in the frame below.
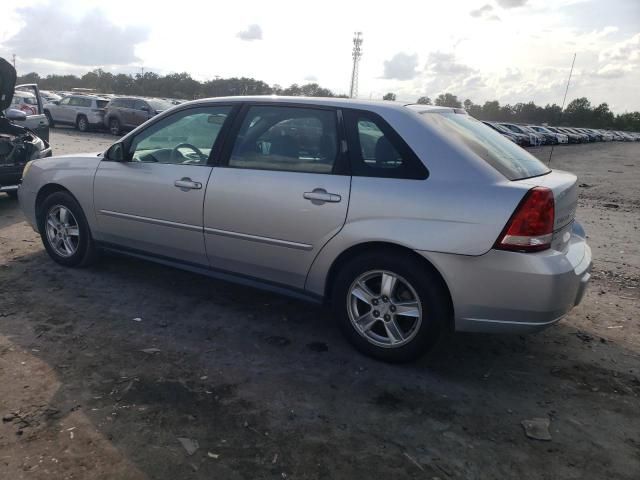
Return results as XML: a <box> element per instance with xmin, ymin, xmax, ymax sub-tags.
<box><xmin>93</xmin><ymin>104</ymin><xmax>235</xmax><ymax>265</ymax></box>
<box><xmin>133</xmin><ymin>100</ymin><xmax>153</xmax><ymax>127</ymax></box>
<box><xmin>203</xmin><ymin>103</ymin><xmax>351</xmax><ymax>288</ymax></box>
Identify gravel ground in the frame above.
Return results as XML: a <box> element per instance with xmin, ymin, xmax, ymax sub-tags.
<box><xmin>0</xmin><ymin>128</ymin><xmax>638</xmax><ymax>479</ymax></box>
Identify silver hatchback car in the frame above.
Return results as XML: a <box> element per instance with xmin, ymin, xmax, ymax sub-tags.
<box><xmin>19</xmin><ymin>97</ymin><xmax>592</xmax><ymax>361</ymax></box>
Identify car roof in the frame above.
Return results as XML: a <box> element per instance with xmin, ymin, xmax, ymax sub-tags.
<box><xmin>177</xmin><ymin>95</ymin><xmax>463</xmax><ymax>114</ymax></box>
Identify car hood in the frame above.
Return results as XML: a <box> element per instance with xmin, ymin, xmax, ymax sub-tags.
<box><xmin>0</xmin><ymin>57</ymin><xmax>17</xmax><ymax>111</ymax></box>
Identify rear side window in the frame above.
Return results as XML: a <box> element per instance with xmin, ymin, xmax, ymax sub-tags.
<box><xmin>419</xmin><ymin>112</ymin><xmax>550</xmax><ymax>180</ymax></box>
<box><xmin>228</xmin><ymin>105</ymin><xmax>339</xmax><ymax>174</ymax></box>
<box><xmin>343</xmin><ymin>109</ymin><xmax>427</xmax><ymax>179</ymax></box>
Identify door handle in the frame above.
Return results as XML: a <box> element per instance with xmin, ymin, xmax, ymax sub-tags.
<box><xmin>303</xmin><ymin>189</ymin><xmax>341</xmax><ymax>203</ymax></box>
<box><xmin>174</xmin><ymin>178</ymin><xmax>202</xmax><ymax>190</ymax></box>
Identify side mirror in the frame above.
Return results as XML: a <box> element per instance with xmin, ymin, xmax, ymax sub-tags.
<box><xmin>6</xmin><ymin>109</ymin><xmax>27</xmax><ymax>122</ymax></box>
<box><xmin>105</xmin><ymin>142</ymin><xmax>126</xmax><ymax>162</ymax></box>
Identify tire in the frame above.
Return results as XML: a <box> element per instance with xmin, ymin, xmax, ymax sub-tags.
<box><xmin>44</xmin><ymin>110</ymin><xmax>54</xmax><ymax>128</ymax></box>
<box><xmin>38</xmin><ymin>191</ymin><xmax>96</xmax><ymax>267</ymax></box>
<box><xmin>77</xmin><ymin>115</ymin><xmax>89</xmax><ymax>132</ymax></box>
<box><xmin>332</xmin><ymin>250</ymin><xmax>450</xmax><ymax>362</ymax></box>
<box><xmin>109</xmin><ymin>118</ymin><xmax>121</xmax><ymax>136</ymax></box>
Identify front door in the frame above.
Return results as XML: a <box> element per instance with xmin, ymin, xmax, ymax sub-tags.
<box><xmin>204</xmin><ymin>104</ymin><xmax>350</xmax><ymax>288</ymax></box>
<box><xmin>93</xmin><ymin>105</ymin><xmax>234</xmax><ymax>265</ymax></box>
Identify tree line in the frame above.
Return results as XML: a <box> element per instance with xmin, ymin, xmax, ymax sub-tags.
<box><xmin>385</xmin><ymin>92</ymin><xmax>639</xmax><ymax>132</ymax></box>
<box><xmin>16</xmin><ymin>69</ymin><xmax>344</xmax><ymax>101</ymax></box>
<box><xmin>15</xmin><ymin>68</ymin><xmax>639</xmax><ymax>131</ymax></box>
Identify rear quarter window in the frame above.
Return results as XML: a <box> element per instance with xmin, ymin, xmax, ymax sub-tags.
<box><xmin>419</xmin><ymin>112</ymin><xmax>550</xmax><ymax>180</ymax></box>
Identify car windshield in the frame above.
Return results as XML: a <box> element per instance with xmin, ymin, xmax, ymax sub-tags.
<box><xmin>147</xmin><ymin>99</ymin><xmax>173</xmax><ymax>111</ymax></box>
<box><xmin>419</xmin><ymin>112</ymin><xmax>550</xmax><ymax>180</ymax></box>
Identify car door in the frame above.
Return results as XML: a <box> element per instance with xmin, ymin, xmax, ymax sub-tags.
<box><xmin>203</xmin><ymin>103</ymin><xmax>350</xmax><ymax>288</ymax></box>
<box><xmin>14</xmin><ymin>84</ymin><xmax>49</xmax><ymax>141</ymax></box>
<box><xmin>133</xmin><ymin>100</ymin><xmax>153</xmax><ymax>127</ymax></box>
<box><xmin>93</xmin><ymin>104</ymin><xmax>235</xmax><ymax>265</ymax></box>
<box><xmin>52</xmin><ymin>96</ymin><xmax>72</xmax><ymax>123</ymax></box>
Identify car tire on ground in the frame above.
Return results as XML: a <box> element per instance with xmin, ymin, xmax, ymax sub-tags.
<box><xmin>44</xmin><ymin>110</ymin><xmax>54</xmax><ymax>128</ymax></box>
<box><xmin>331</xmin><ymin>250</ymin><xmax>450</xmax><ymax>362</ymax></box>
<box><xmin>77</xmin><ymin>115</ymin><xmax>89</xmax><ymax>132</ymax></box>
<box><xmin>38</xmin><ymin>191</ymin><xmax>96</xmax><ymax>267</ymax></box>
<box><xmin>109</xmin><ymin>118</ymin><xmax>121</xmax><ymax>136</ymax></box>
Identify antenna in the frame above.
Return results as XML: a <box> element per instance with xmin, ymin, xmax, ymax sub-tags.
<box><xmin>349</xmin><ymin>32</ymin><xmax>363</xmax><ymax>98</ymax></box>
<box><xmin>548</xmin><ymin>53</ymin><xmax>576</xmax><ymax>166</ymax></box>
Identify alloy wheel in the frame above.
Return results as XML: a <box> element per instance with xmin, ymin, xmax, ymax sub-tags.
<box><xmin>45</xmin><ymin>205</ymin><xmax>80</xmax><ymax>257</ymax></box>
<box><xmin>347</xmin><ymin>270</ymin><xmax>423</xmax><ymax>348</ymax></box>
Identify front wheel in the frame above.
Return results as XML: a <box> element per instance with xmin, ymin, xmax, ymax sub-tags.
<box><xmin>39</xmin><ymin>191</ymin><xmax>96</xmax><ymax>267</ymax></box>
<box><xmin>332</xmin><ymin>251</ymin><xmax>450</xmax><ymax>362</ymax></box>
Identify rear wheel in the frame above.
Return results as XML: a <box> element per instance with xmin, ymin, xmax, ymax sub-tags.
<box><xmin>39</xmin><ymin>191</ymin><xmax>96</xmax><ymax>267</ymax></box>
<box><xmin>332</xmin><ymin>251</ymin><xmax>450</xmax><ymax>362</ymax></box>
<box><xmin>109</xmin><ymin>118</ymin><xmax>121</xmax><ymax>136</ymax></box>
<box><xmin>77</xmin><ymin>115</ymin><xmax>89</xmax><ymax>132</ymax></box>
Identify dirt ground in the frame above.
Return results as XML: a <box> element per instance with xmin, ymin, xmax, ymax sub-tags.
<box><xmin>1</xmin><ymin>128</ymin><xmax>638</xmax><ymax>479</ymax></box>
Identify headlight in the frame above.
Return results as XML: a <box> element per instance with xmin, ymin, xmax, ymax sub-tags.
<box><xmin>22</xmin><ymin>160</ymin><xmax>34</xmax><ymax>178</ymax></box>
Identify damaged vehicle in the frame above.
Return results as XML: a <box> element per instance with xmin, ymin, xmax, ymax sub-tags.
<box><xmin>1</xmin><ymin>57</ymin><xmax>52</xmax><ymax>197</ymax></box>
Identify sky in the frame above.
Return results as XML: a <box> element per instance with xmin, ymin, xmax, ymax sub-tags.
<box><xmin>1</xmin><ymin>0</ymin><xmax>638</xmax><ymax>112</ymax></box>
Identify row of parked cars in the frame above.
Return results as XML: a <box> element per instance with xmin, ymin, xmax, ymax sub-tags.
<box><xmin>482</xmin><ymin>121</ymin><xmax>640</xmax><ymax>146</ymax></box>
<box><xmin>11</xmin><ymin>87</ymin><xmax>182</xmax><ymax>136</ymax></box>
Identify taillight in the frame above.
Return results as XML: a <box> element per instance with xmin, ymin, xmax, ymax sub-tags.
<box><xmin>495</xmin><ymin>187</ymin><xmax>555</xmax><ymax>252</ymax></box>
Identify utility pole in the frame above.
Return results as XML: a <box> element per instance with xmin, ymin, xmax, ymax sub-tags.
<box><xmin>349</xmin><ymin>32</ymin><xmax>363</xmax><ymax>98</ymax></box>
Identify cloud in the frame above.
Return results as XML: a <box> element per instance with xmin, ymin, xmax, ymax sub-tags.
<box><xmin>470</xmin><ymin>4</ymin><xmax>493</xmax><ymax>17</ymax></box>
<box><xmin>599</xmin><ymin>32</ymin><xmax>640</xmax><ymax>63</ymax></box>
<box><xmin>593</xmin><ymin>64</ymin><xmax>632</xmax><ymax>79</ymax></box>
<box><xmin>382</xmin><ymin>52</ymin><xmax>419</xmax><ymax>80</ymax></box>
<box><xmin>4</xmin><ymin>5</ymin><xmax>148</xmax><ymax>66</ymax></box>
<box><xmin>304</xmin><ymin>74</ymin><xmax>318</xmax><ymax>82</ymax></box>
<box><xmin>237</xmin><ymin>24</ymin><xmax>263</xmax><ymax>41</ymax></box>
<box><xmin>425</xmin><ymin>52</ymin><xmax>475</xmax><ymax>76</ymax></box>
<box><xmin>496</xmin><ymin>0</ymin><xmax>527</xmax><ymax>7</ymax></box>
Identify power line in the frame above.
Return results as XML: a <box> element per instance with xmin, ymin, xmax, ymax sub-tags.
<box><xmin>349</xmin><ymin>32</ymin><xmax>363</xmax><ymax>98</ymax></box>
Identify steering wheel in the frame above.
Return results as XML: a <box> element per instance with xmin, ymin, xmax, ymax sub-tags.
<box><xmin>170</xmin><ymin>143</ymin><xmax>205</xmax><ymax>163</ymax></box>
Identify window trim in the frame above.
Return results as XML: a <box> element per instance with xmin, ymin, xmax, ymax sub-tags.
<box><xmin>343</xmin><ymin>108</ymin><xmax>428</xmax><ymax>180</ymax></box>
<box><xmin>113</xmin><ymin>104</ymin><xmax>240</xmax><ymax>166</ymax></box>
<box><xmin>217</xmin><ymin>102</ymin><xmax>350</xmax><ymax>176</ymax></box>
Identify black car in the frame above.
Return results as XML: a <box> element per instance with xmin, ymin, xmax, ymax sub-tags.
<box><xmin>1</xmin><ymin>57</ymin><xmax>52</xmax><ymax>197</ymax></box>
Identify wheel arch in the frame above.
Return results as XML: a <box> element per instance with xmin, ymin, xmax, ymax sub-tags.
<box><xmin>35</xmin><ymin>183</ymin><xmax>79</xmax><ymax>226</ymax></box>
<box><xmin>322</xmin><ymin>241</ymin><xmax>454</xmax><ymax>323</ymax></box>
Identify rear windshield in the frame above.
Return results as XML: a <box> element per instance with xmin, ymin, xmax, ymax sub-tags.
<box><xmin>96</xmin><ymin>100</ymin><xmax>109</xmax><ymax>108</ymax></box>
<box><xmin>419</xmin><ymin>112</ymin><xmax>550</xmax><ymax>180</ymax></box>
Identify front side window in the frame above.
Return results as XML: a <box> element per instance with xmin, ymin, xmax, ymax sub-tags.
<box><xmin>59</xmin><ymin>97</ymin><xmax>71</xmax><ymax>106</ymax></box>
<box><xmin>128</xmin><ymin>106</ymin><xmax>232</xmax><ymax>165</ymax></box>
<box><xmin>228</xmin><ymin>106</ymin><xmax>338</xmax><ymax>174</ymax></box>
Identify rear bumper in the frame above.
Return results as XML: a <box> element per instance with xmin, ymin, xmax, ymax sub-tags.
<box><xmin>419</xmin><ymin>232</ymin><xmax>592</xmax><ymax>334</ymax></box>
